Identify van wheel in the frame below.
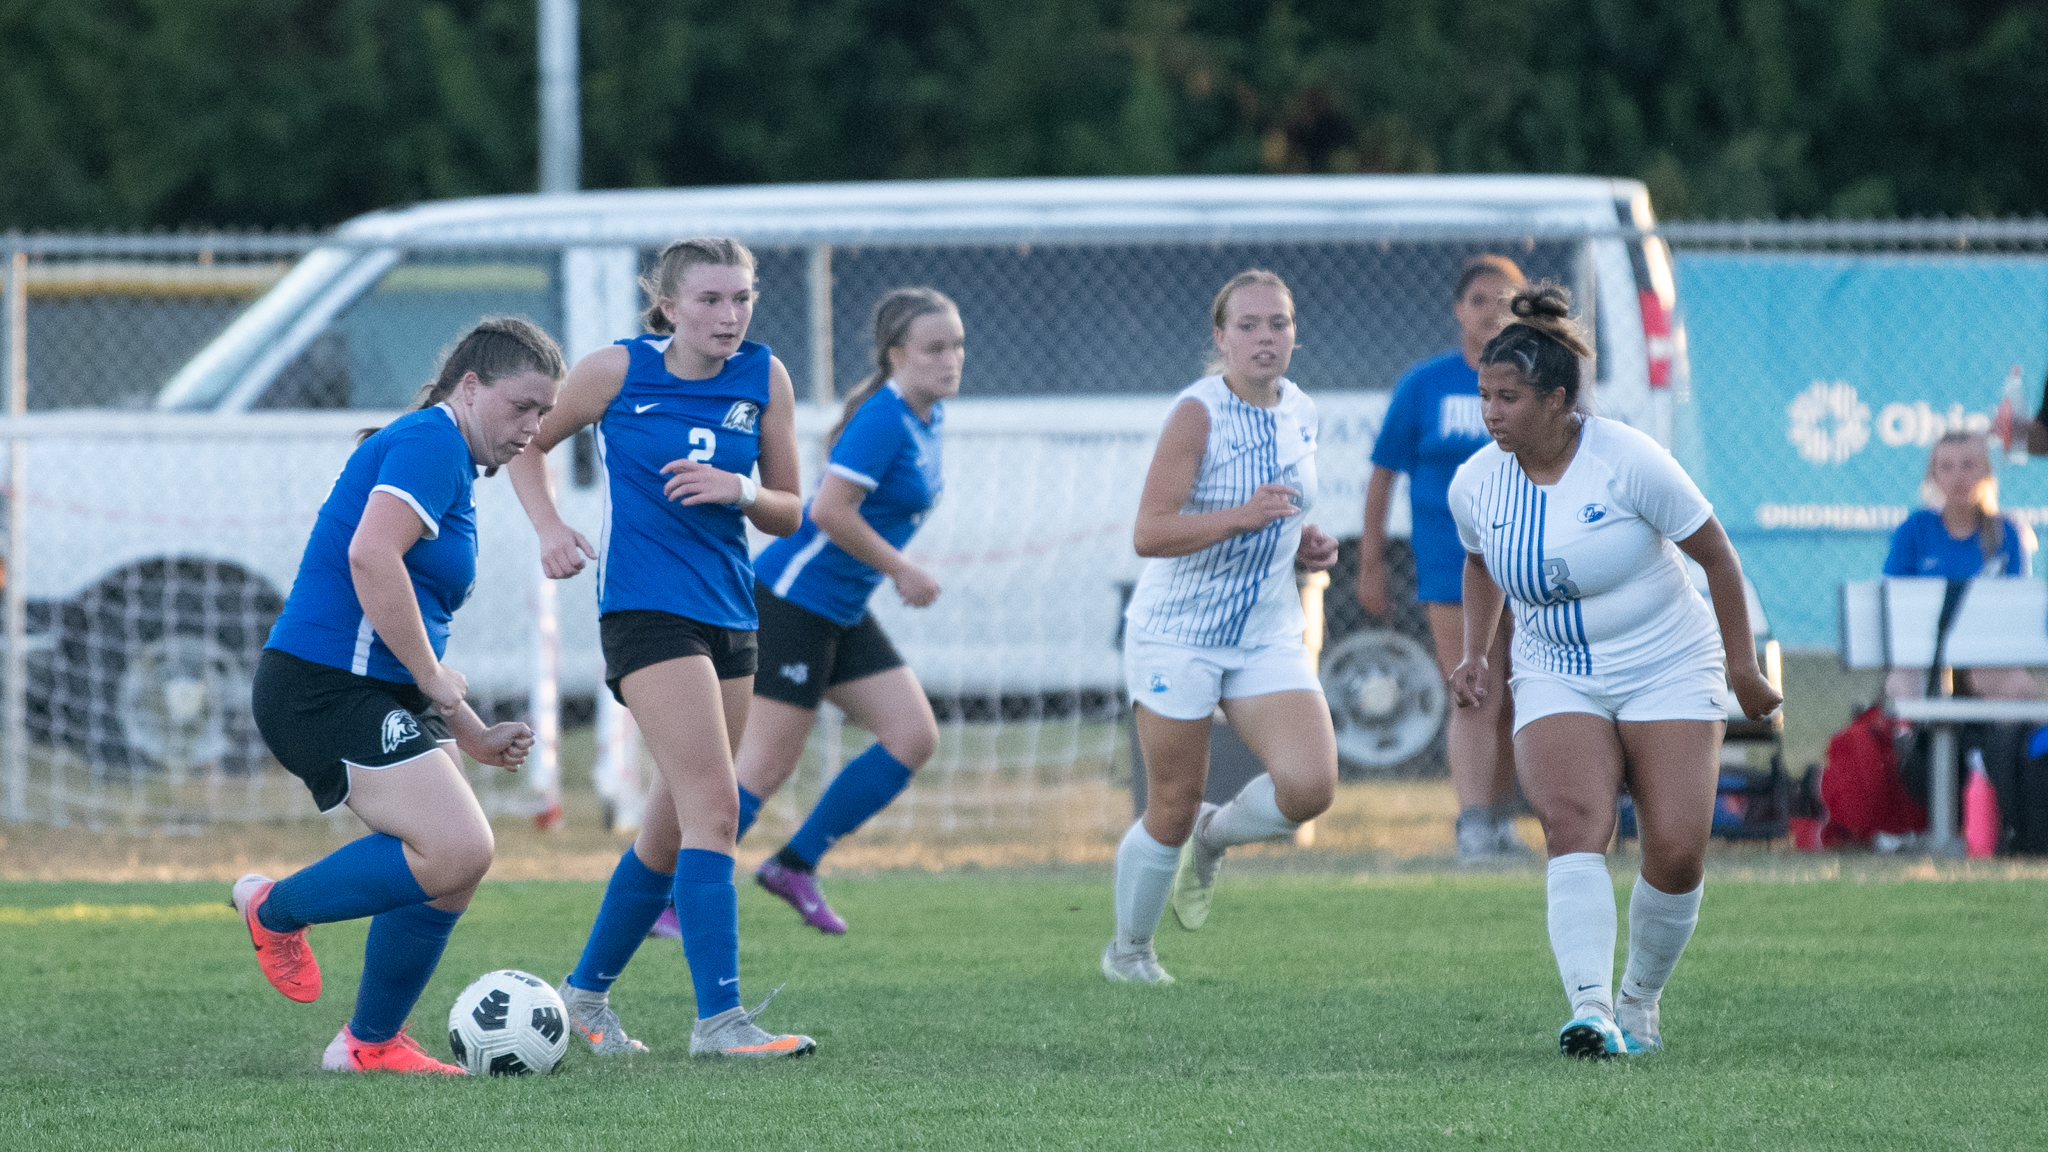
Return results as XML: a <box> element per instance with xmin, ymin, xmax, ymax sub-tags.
<box><xmin>1319</xmin><ymin>538</ymin><xmax>1447</xmax><ymax>776</ymax></box>
<box><xmin>1321</xmin><ymin>629</ymin><xmax>1446</xmax><ymax>774</ymax></box>
<box><xmin>46</xmin><ymin>560</ymin><xmax>281</xmax><ymax>778</ymax></box>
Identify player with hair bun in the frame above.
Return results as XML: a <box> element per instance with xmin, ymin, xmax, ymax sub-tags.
<box><xmin>735</xmin><ymin>286</ymin><xmax>961</xmax><ymax>933</ymax></box>
<box><xmin>1105</xmin><ymin>269</ymin><xmax>1341</xmax><ymax>985</ymax></box>
<box><xmin>234</xmin><ymin>316</ymin><xmax>562</xmax><ymax>1074</ymax></box>
<box><xmin>1446</xmin><ymin>283</ymin><xmax>1781</xmax><ymax>1058</ymax></box>
<box><xmin>508</xmin><ymin>237</ymin><xmax>817</xmax><ymax>1059</ymax></box>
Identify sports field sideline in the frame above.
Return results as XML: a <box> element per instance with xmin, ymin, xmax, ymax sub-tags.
<box><xmin>7</xmin><ymin>846</ymin><xmax>2046</xmax><ymax>1149</ymax></box>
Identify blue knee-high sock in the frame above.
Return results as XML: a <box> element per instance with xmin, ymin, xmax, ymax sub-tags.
<box><xmin>783</xmin><ymin>744</ymin><xmax>913</xmax><ymax>866</ymax></box>
<box><xmin>565</xmin><ymin>849</ymin><xmax>675</xmax><ymax>993</ymax></box>
<box><xmin>671</xmin><ymin>849</ymin><xmax>741</xmax><ymax>1019</ymax></box>
<box><xmin>349</xmin><ymin>902</ymin><xmax>462</xmax><ymax>1044</ymax></box>
<box><xmin>735</xmin><ymin>786</ymin><xmax>763</xmax><ymax>842</ymax></box>
<box><xmin>258</xmin><ymin>834</ymin><xmax>430</xmax><ymax>933</ymax></box>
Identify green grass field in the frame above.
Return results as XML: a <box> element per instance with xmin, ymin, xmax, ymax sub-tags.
<box><xmin>7</xmin><ymin>868</ymin><xmax>2046</xmax><ymax>1150</ymax></box>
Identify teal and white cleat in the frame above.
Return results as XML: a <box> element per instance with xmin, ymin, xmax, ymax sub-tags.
<box><xmin>556</xmin><ymin>980</ymin><xmax>649</xmax><ymax>1055</ymax></box>
<box><xmin>1168</xmin><ymin>803</ymin><xmax>1224</xmax><ymax>930</ymax></box>
<box><xmin>1558</xmin><ymin>1014</ymin><xmax>1628</xmax><ymax>1059</ymax></box>
<box><xmin>1616</xmin><ymin>993</ymin><xmax>1663</xmax><ymax>1054</ymax></box>
<box><xmin>1100</xmin><ymin>938</ymin><xmax>1175</xmax><ymax>985</ymax></box>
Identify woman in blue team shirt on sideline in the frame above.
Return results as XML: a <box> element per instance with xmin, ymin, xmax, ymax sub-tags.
<box><xmin>232</xmin><ymin>317</ymin><xmax>561</xmax><ymax>1074</ymax></box>
<box><xmin>1357</xmin><ymin>254</ymin><xmax>1530</xmax><ymax>865</ymax></box>
<box><xmin>1882</xmin><ymin>428</ymin><xmax>2038</xmax><ymax>701</ymax></box>
<box><xmin>737</xmin><ymin>287</ymin><xmax>961</xmax><ymax>933</ymax></box>
<box><xmin>508</xmin><ymin>238</ymin><xmax>816</xmax><ymax>1059</ymax></box>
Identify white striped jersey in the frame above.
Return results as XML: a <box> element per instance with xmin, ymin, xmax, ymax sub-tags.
<box><xmin>1125</xmin><ymin>375</ymin><xmax>1317</xmax><ymax>648</ymax></box>
<box><xmin>1448</xmin><ymin>416</ymin><xmax>1718</xmax><ymax>676</ymax></box>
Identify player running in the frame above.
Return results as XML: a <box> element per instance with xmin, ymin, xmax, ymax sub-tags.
<box><xmin>234</xmin><ymin>317</ymin><xmax>560</xmax><ymax>1074</ymax></box>
<box><xmin>1445</xmin><ymin>283</ymin><xmax>1781</xmax><ymax>1058</ymax></box>
<box><xmin>507</xmin><ymin>237</ymin><xmax>817</xmax><ymax>1059</ymax></box>
<box><xmin>736</xmin><ymin>287</ymin><xmax>960</xmax><ymax>933</ymax></box>
<box><xmin>1105</xmin><ymin>269</ymin><xmax>1341</xmax><ymax>985</ymax></box>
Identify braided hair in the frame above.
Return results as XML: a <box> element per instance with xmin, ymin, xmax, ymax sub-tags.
<box><xmin>1477</xmin><ymin>281</ymin><xmax>1593</xmax><ymax>408</ymax></box>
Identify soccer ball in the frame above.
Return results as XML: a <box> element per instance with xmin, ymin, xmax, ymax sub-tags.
<box><xmin>447</xmin><ymin>970</ymin><xmax>569</xmax><ymax>1076</ymax></box>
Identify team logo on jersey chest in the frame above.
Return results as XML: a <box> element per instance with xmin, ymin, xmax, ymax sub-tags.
<box><xmin>722</xmin><ymin>401</ymin><xmax>760</xmax><ymax>434</ymax></box>
<box><xmin>1577</xmin><ymin>503</ymin><xmax>1607</xmax><ymax>524</ymax></box>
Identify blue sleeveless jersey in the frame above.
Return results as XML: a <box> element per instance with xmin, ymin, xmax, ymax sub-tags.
<box><xmin>755</xmin><ymin>382</ymin><xmax>944</xmax><ymax>626</ymax></box>
<box><xmin>595</xmin><ymin>335</ymin><xmax>772</xmax><ymax>629</ymax></box>
<box><xmin>266</xmin><ymin>405</ymin><xmax>478</xmax><ymax>682</ymax></box>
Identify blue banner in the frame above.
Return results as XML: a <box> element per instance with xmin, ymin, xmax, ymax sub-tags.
<box><xmin>1676</xmin><ymin>252</ymin><xmax>2048</xmax><ymax>649</ymax></box>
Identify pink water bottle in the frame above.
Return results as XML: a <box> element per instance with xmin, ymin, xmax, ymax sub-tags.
<box><xmin>1964</xmin><ymin>749</ymin><xmax>1999</xmax><ymax>858</ymax></box>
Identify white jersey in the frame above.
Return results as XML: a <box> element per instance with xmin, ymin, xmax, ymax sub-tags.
<box><xmin>1126</xmin><ymin>376</ymin><xmax>1317</xmax><ymax>648</ymax></box>
<box><xmin>1448</xmin><ymin>416</ymin><xmax>1717</xmax><ymax>677</ymax></box>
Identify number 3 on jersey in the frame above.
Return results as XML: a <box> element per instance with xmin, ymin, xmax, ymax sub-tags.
<box><xmin>688</xmin><ymin>427</ymin><xmax>715</xmax><ymax>463</ymax></box>
<box><xmin>1542</xmin><ymin>557</ymin><xmax>1581</xmax><ymax>601</ymax></box>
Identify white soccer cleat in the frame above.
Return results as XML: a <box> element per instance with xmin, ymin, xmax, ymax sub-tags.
<box><xmin>556</xmin><ymin>979</ymin><xmax>649</xmax><ymax>1055</ymax></box>
<box><xmin>1100</xmin><ymin>938</ymin><xmax>1175</xmax><ymax>985</ymax></box>
<box><xmin>1169</xmin><ymin>803</ymin><xmax>1225</xmax><ymax>931</ymax></box>
<box><xmin>1558</xmin><ymin>1013</ymin><xmax>1628</xmax><ymax>1059</ymax></box>
<box><xmin>1616</xmin><ymin>992</ymin><xmax>1663</xmax><ymax>1053</ymax></box>
<box><xmin>687</xmin><ymin>986</ymin><xmax>816</xmax><ymax>1058</ymax></box>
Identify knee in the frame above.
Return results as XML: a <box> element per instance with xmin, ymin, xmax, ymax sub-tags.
<box><xmin>1641</xmin><ymin>850</ymin><xmax>1704</xmax><ymax>894</ymax></box>
<box><xmin>1273</xmin><ymin>773</ymin><xmax>1334</xmax><ymax>823</ymax></box>
<box><xmin>425</xmin><ymin>825</ymin><xmax>494</xmax><ymax>896</ymax></box>
<box><xmin>879</xmin><ymin>719</ymin><xmax>938</xmax><ymax>770</ymax></box>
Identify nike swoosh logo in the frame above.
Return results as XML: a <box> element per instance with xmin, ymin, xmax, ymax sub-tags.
<box><xmin>1576</xmin><ymin>984</ymin><xmax>1600</xmax><ymax>991</ymax></box>
<box><xmin>1492</xmin><ymin>521</ymin><xmax>1511</xmax><ymax>529</ymax></box>
<box><xmin>634</xmin><ymin>403</ymin><xmax>659</xmax><ymax>413</ymax></box>
<box><xmin>597</xmin><ymin>971</ymin><xmax>620</xmax><ymax>981</ymax></box>
<box><xmin>718</xmin><ymin>976</ymin><xmax>740</xmax><ymax>986</ymax></box>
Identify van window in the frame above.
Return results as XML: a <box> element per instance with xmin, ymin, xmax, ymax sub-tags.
<box><xmin>255</xmin><ymin>251</ymin><xmax>563</xmax><ymax>410</ymax></box>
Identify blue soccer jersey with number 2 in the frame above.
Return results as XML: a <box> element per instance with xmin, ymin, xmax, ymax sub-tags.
<box><xmin>594</xmin><ymin>335</ymin><xmax>772</xmax><ymax>629</ymax></box>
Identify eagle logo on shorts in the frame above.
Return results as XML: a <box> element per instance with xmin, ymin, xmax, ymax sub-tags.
<box><xmin>781</xmin><ymin>662</ymin><xmax>810</xmax><ymax>685</ymax></box>
<box><xmin>1578</xmin><ymin>503</ymin><xmax>1607</xmax><ymax>524</ymax></box>
<box><xmin>381</xmin><ymin>709</ymin><xmax>421</xmax><ymax>755</ymax></box>
<box><xmin>1148</xmin><ymin>673</ymin><xmax>1170</xmax><ymax>694</ymax></box>
<box><xmin>722</xmin><ymin>401</ymin><xmax>761</xmax><ymax>434</ymax></box>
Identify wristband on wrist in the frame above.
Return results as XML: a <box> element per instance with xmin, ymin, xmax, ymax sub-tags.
<box><xmin>735</xmin><ymin>474</ymin><xmax>758</xmax><ymax>507</ymax></box>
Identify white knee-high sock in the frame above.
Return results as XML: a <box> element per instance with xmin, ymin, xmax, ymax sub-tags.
<box><xmin>1200</xmin><ymin>774</ymin><xmax>1298</xmax><ymax>848</ymax></box>
<box><xmin>1619</xmin><ymin>875</ymin><xmax>1702</xmax><ymax>1003</ymax></box>
<box><xmin>1546</xmin><ymin>852</ymin><xmax>1617</xmax><ymax>1020</ymax></box>
<box><xmin>1113</xmin><ymin>821</ymin><xmax>1181</xmax><ymax>946</ymax></box>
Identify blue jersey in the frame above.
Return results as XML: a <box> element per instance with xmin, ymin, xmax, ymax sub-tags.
<box><xmin>595</xmin><ymin>335</ymin><xmax>772</xmax><ymax>629</ymax></box>
<box><xmin>266</xmin><ymin>405</ymin><xmax>478</xmax><ymax>682</ymax></box>
<box><xmin>1371</xmin><ymin>349</ymin><xmax>1493</xmax><ymax>603</ymax></box>
<box><xmin>1882</xmin><ymin>509</ymin><xmax>2029</xmax><ymax>580</ymax></box>
<box><xmin>755</xmin><ymin>382</ymin><xmax>944</xmax><ymax>626</ymax></box>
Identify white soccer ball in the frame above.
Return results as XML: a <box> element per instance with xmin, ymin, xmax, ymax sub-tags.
<box><xmin>447</xmin><ymin>970</ymin><xmax>569</xmax><ymax>1076</ymax></box>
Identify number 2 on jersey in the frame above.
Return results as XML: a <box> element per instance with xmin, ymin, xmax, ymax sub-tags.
<box><xmin>688</xmin><ymin>427</ymin><xmax>715</xmax><ymax>463</ymax></box>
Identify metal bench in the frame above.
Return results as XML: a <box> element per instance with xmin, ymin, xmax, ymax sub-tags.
<box><xmin>1839</xmin><ymin>577</ymin><xmax>2048</xmax><ymax>855</ymax></box>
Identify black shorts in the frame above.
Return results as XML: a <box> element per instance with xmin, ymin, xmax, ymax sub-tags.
<box><xmin>601</xmin><ymin>609</ymin><xmax>759</xmax><ymax>702</ymax></box>
<box><xmin>753</xmin><ymin>582</ymin><xmax>906</xmax><ymax>709</ymax></box>
<box><xmin>251</xmin><ymin>648</ymin><xmax>454</xmax><ymax>814</ymax></box>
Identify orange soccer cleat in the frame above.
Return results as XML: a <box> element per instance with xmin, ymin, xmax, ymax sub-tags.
<box><xmin>231</xmin><ymin>873</ymin><xmax>321</xmax><ymax>1003</ymax></box>
<box><xmin>322</xmin><ymin>1025</ymin><xmax>468</xmax><ymax>1074</ymax></box>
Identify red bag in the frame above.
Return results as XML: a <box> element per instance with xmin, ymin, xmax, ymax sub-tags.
<box><xmin>1821</xmin><ymin>705</ymin><xmax>1929</xmax><ymax>842</ymax></box>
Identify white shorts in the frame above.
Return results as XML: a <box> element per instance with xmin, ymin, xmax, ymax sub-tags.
<box><xmin>1509</xmin><ymin>646</ymin><xmax>1728</xmax><ymax>734</ymax></box>
<box><xmin>1124</xmin><ymin>634</ymin><xmax>1323</xmax><ymax>722</ymax></box>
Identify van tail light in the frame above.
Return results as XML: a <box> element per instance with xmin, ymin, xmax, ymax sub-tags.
<box><xmin>1639</xmin><ymin>288</ymin><xmax>1673</xmax><ymax>389</ymax></box>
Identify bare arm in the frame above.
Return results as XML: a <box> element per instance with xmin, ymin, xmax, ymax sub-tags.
<box><xmin>1132</xmin><ymin>399</ymin><xmax>1298</xmax><ymax>558</ymax></box>
<box><xmin>1675</xmin><ymin>515</ymin><xmax>1783</xmax><ymax>720</ymax></box>
<box><xmin>508</xmin><ymin>346</ymin><xmax>626</xmax><ymax>578</ymax></box>
<box><xmin>813</xmin><ymin>473</ymin><xmax>941</xmax><ymax>607</ymax></box>
<box><xmin>1354</xmin><ymin>465</ymin><xmax>1398</xmax><ymax>616</ymax></box>
<box><xmin>1447</xmin><ymin>552</ymin><xmax>1506</xmax><ymax>708</ymax></box>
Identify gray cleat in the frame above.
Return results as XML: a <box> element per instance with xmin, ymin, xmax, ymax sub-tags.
<box><xmin>557</xmin><ymin>980</ymin><xmax>649</xmax><ymax>1055</ymax></box>
<box><xmin>1169</xmin><ymin>803</ymin><xmax>1225</xmax><ymax>930</ymax></box>
<box><xmin>688</xmin><ymin>986</ymin><xmax>817</xmax><ymax>1058</ymax></box>
<box><xmin>1100</xmin><ymin>938</ymin><xmax>1175</xmax><ymax>984</ymax></box>
<box><xmin>1616</xmin><ymin>992</ymin><xmax>1663</xmax><ymax>1053</ymax></box>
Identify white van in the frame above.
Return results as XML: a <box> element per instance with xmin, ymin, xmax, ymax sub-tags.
<box><xmin>14</xmin><ymin>175</ymin><xmax>1686</xmax><ymax>777</ymax></box>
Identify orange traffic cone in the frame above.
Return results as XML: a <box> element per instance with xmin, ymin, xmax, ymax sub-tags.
<box><xmin>1964</xmin><ymin>749</ymin><xmax>1999</xmax><ymax>859</ymax></box>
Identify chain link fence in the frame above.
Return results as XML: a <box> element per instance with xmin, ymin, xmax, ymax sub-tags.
<box><xmin>10</xmin><ymin>210</ymin><xmax>2039</xmax><ymax>831</ymax></box>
